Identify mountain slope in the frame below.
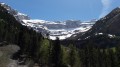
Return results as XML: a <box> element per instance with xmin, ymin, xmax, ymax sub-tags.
<box><xmin>63</xmin><ymin>7</ymin><xmax>120</xmax><ymax>47</ymax></box>
<box><xmin>91</xmin><ymin>7</ymin><xmax>120</xmax><ymax>35</ymax></box>
<box><xmin>0</xmin><ymin>2</ymin><xmax>30</xmax><ymax>21</ymax></box>
<box><xmin>73</xmin><ymin>7</ymin><xmax>120</xmax><ymax>40</ymax></box>
<box><xmin>0</xmin><ymin>3</ymin><xmax>44</xmax><ymax>63</ymax></box>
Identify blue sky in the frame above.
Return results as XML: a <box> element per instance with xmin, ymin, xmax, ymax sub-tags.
<box><xmin>1</xmin><ymin>0</ymin><xmax>120</xmax><ymax>21</ymax></box>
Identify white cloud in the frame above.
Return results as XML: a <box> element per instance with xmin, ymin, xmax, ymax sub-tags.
<box><xmin>99</xmin><ymin>0</ymin><xmax>112</xmax><ymax>18</ymax></box>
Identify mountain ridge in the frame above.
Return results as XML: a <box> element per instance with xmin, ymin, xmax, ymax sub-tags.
<box><xmin>71</xmin><ymin>7</ymin><xmax>120</xmax><ymax>40</ymax></box>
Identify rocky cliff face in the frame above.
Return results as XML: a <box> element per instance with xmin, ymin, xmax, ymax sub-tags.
<box><xmin>22</xmin><ymin>19</ymin><xmax>95</xmax><ymax>40</ymax></box>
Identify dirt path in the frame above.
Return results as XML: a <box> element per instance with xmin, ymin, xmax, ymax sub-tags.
<box><xmin>7</xmin><ymin>59</ymin><xmax>29</xmax><ymax>67</ymax></box>
<box><xmin>0</xmin><ymin>44</ymin><xmax>29</xmax><ymax>67</ymax></box>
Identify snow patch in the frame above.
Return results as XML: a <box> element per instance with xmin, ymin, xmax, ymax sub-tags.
<box><xmin>0</xmin><ymin>2</ymin><xmax>5</xmax><ymax>5</ymax></box>
<box><xmin>95</xmin><ymin>33</ymin><xmax>103</xmax><ymax>35</ymax></box>
<box><xmin>108</xmin><ymin>34</ymin><xmax>115</xmax><ymax>38</ymax></box>
<box><xmin>49</xmin><ymin>34</ymin><xmax>72</xmax><ymax>40</ymax></box>
<box><xmin>17</xmin><ymin>12</ymin><xmax>27</xmax><ymax>16</ymax></box>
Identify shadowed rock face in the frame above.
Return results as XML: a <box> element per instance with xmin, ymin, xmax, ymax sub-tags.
<box><xmin>91</xmin><ymin>7</ymin><xmax>120</xmax><ymax>34</ymax></box>
<box><xmin>79</xmin><ymin>7</ymin><xmax>120</xmax><ymax>39</ymax></box>
<box><xmin>104</xmin><ymin>13</ymin><xmax>120</xmax><ymax>35</ymax></box>
<box><xmin>56</xmin><ymin>7</ymin><xmax>120</xmax><ymax>40</ymax></box>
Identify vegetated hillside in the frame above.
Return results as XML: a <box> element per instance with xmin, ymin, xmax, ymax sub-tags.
<box><xmin>62</xmin><ymin>34</ymin><xmax>120</xmax><ymax>48</ymax></box>
<box><xmin>0</xmin><ymin>3</ymin><xmax>44</xmax><ymax>61</ymax></box>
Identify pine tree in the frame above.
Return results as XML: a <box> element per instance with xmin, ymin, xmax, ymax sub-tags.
<box><xmin>108</xmin><ymin>48</ymin><xmax>117</xmax><ymax>67</ymax></box>
<box><xmin>68</xmin><ymin>44</ymin><xmax>79</xmax><ymax>67</ymax></box>
<box><xmin>38</xmin><ymin>38</ymin><xmax>50</xmax><ymax>66</ymax></box>
<box><xmin>50</xmin><ymin>37</ymin><xmax>63</xmax><ymax>67</ymax></box>
<box><xmin>115</xmin><ymin>46</ymin><xmax>120</xmax><ymax>67</ymax></box>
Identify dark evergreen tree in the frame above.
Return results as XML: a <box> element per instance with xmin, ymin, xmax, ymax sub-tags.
<box><xmin>68</xmin><ymin>44</ymin><xmax>79</xmax><ymax>67</ymax></box>
<box><xmin>50</xmin><ymin>37</ymin><xmax>63</xmax><ymax>67</ymax></box>
<box><xmin>115</xmin><ymin>46</ymin><xmax>120</xmax><ymax>67</ymax></box>
<box><xmin>108</xmin><ymin>48</ymin><xmax>117</xmax><ymax>67</ymax></box>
